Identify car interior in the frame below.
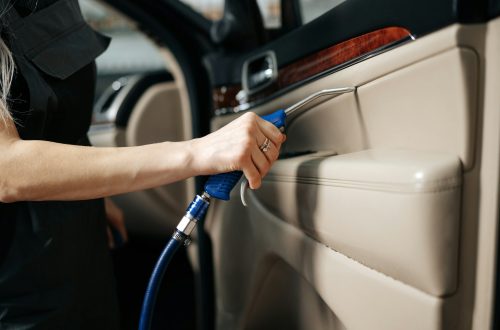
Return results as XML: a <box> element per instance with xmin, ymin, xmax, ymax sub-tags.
<box><xmin>86</xmin><ymin>0</ymin><xmax>500</xmax><ymax>329</ymax></box>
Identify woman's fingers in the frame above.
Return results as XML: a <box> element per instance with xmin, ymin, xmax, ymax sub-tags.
<box><xmin>256</xmin><ymin>116</ymin><xmax>286</xmax><ymax>146</ymax></box>
<box><xmin>104</xmin><ymin>198</ymin><xmax>128</xmax><ymax>247</ymax></box>
<box><xmin>251</xmin><ymin>147</ymin><xmax>270</xmax><ymax>176</ymax></box>
<box><xmin>240</xmin><ymin>115</ymin><xmax>284</xmax><ymax>188</ymax></box>
<box><xmin>256</xmin><ymin>136</ymin><xmax>279</xmax><ymax>164</ymax></box>
<box><xmin>246</xmin><ymin>132</ymin><xmax>280</xmax><ymax>188</ymax></box>
<box><xmin>241</xmin><ymin>157</ymin><xmax>262</xmax><ymax>189</ymax></box>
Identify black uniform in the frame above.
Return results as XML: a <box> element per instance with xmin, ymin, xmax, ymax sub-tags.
<box><xmin>0</xmin><ymin>0</ymin><xmax>120</xmax><ymax>328</ymax></box>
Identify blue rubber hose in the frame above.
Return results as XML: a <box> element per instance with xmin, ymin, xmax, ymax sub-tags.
<box><xmin>139</xmin><ymin>110</ymin><xmax>287</xmax><ymax>330</ymax></box>
<box><xmin>139</xmin><ymin>231</ymin><xmax>185</xmax><ymax>330</ymax></box>
<box><xmin>139</xmin><ymin>194</ymin><xmax>210</xmax><ymax>330</ymax></box>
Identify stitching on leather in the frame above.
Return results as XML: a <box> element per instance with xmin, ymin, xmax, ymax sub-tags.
<box><xmin>264</xmin><ymin>175</ymin><xmax>461</xmax><ymax>194</ymax></box>
<box><xmin>266</xmin><ymin>174</ymin><xmax>461</xmax><ymax>186</ymax></box>
<box><xmin>301</xmin><ymin>230</ymin><xmax>446</xmax><ymax>298</ymax></box>
<box><xmin>249</xmin><ymin>187</ymin><xmax>454</xmax><ymax>299</ymax></box>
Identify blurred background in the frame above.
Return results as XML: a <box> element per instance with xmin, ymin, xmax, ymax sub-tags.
<box><xmin>80</xmin><ymin>0</ymin><xmax>344</xmax><ymax>99</ymax></box>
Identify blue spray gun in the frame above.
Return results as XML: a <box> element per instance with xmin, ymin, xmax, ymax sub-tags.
<box><xmin>138</xmin><ymin>87</ymin><xmax>355</xmax><ymax>330</ymax></box>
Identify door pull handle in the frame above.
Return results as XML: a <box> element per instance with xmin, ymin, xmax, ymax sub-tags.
<box><xmin>240</xmin><ymin>87</ymin><xmax>356</xmax><ymax>206</ymax></box>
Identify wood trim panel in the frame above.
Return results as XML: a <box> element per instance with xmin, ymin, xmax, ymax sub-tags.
<box><xmin>212</xmin><ymin>85</ymin><xmax>240</xmax><ymax>109</ymax></box>
<box><xmin>277</xmin><ymin>26</ymin><xmax>411</xmax><ymax>87</ymax></box>
<box><xmin>213</xmin><ymin>26</ymin><xmax>412</xmax><ymax>112</ymax></box>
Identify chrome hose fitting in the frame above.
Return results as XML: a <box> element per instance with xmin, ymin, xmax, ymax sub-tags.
<box><xmin>174</xmin><ymin>193</ymin><xmax>211</xmax><ymax>241</ymax></box>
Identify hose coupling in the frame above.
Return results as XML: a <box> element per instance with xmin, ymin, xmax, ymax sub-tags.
<box><xmin>175</xmin><ymin>193</ymin><xmax>211</xmax><ymax>237</ymax></box>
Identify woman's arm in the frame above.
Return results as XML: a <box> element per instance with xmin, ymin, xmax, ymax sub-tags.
<box><xmin>0</xmin><ymin>111</ymin><xmax>285</xmax><ymax>203</ymax></box>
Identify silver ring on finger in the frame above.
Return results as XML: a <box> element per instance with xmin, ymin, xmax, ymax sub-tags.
<box><xmin>259</xmin><ymin>138</ymin><xmax>271</xmax><ymax>153</ymax></box>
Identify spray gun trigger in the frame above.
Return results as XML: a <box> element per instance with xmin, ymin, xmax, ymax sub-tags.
<box><xmin>240</xmin><ymin>180</ymin><xmax>249</xmax><ymax>207</ymax></box>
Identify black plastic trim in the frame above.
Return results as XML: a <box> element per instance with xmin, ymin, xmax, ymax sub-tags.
<box><xmin>206</xmin><ymin>0</ymin><xmax>500</xmax><ymax>87</ymax></box>
<box><xmin>490</xmin><ymin>0</ymin><xmax>500</xmax><ymax>18</ymax></box>
<box><xmin>458</xmin><ymin>0</ymin><xmax>500</xmax><ymax>21</ymax></box>
<box><xmin>114</xmin><ymin>71</ymin><xmax>173</xmax><ymax>127</ymax></box>
<box><xmin>162</xmin><ymin>0</ymin><xmax>212</xmax><ymax>33</ymax></box>
<box><xmin>206</xmin><ymin>0</ymin><xmax>458</xmax><ymax>85</ymax></box>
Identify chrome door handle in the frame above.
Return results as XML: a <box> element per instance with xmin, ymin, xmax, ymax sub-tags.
<box><xmin>242</xmin><ymin>51</ymin><xmax>278</xmax><ymax>95</ymax></box>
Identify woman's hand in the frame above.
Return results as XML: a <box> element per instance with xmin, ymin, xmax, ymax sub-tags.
<box><xmin>104</xmin><ymin>197</ymin><xmax>128</xmax><ymax>249</ymax></box>
<box><xmin>189</xmin><ymin>112</ymin><xmax>286</xmax><ymax>189</ymax></box>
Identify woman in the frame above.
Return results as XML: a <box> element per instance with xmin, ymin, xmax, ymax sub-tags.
<box><xmin>0</xmin><ymin>0</ymin><xmax>285</xmax><ymax>328</ymax></box>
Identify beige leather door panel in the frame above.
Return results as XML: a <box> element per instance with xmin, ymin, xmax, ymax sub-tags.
<box><xmin>254</xmin><ymin>149</ymin><xmax>462</xmax><ymax>296</ymax></box>
<box><xmin>205</xmin><ymin>21</ymin><xmax>498</xmax><ymax>330</ymax></box>
<box><xmin>208</xmin><ymin>149</ymin><xmax>461</xmax><ymax>329</ymax></box>
<box><xmin>208</xmin><ymin>189</ymin><xmax>446</xmax><ymax>330</ymax></box>
<box><xmin>284</xmin><ymin>48</ymin><xmax>477</xmax><ymax>169</ymax></box>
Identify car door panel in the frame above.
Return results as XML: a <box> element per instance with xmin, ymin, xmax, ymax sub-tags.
<box><xmin>211</xmin><ymin>25</ymin><xmax>479</xmax><ymax>164</ymax></box>
<box><xmin>208</xmin><ymin>190</ymin><xmax>445</xmax><ymax>330</ymax></box>
<box><xmin>253</xmin><ymin>149</ymin><xmax>461</xmax><ymax>296</ymax></box>
<box><xmin>283</xmin><ymin>47</ymin><xmax>478</xmax><ymax>168</ymax></box>
<box><xmin>205</xmin><ymin>22</ymin><xmax>483</xmax><ymax>329</ymax></box>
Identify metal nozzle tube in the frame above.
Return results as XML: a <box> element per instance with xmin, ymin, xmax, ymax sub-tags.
<box><xmin>284</xmin><ymin>87</ymin><xmax>356</xmax><ymax>117</ymax></box>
